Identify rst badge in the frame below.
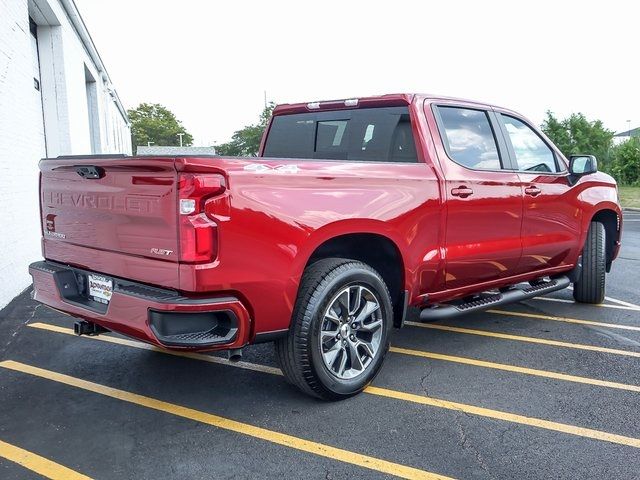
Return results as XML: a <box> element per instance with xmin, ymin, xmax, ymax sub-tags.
<box><xmin>150</xmin><ymin>248</ymin><xmax>173</xmax><ymax>256</ymax></box>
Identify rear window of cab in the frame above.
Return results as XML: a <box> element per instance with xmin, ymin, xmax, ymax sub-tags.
<box><xmin>263</xmin><ymin>106</ymin><xmax>418</xmax><ymax>163</ymax></box>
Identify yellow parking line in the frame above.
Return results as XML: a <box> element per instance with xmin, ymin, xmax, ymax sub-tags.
<box><xmin>487</xmin><ymin>309</ymin><xmax>640</xmax><ymax>332</ymax></box>
<box><xmin>364</xmin><ymin>387</ymin><xmax>640</xmax><ymax>449</ymax></box>
<box><xmin>0</xmin><ymin>360</ymin><xmax>450</xmax><ymax>480</ymax></box>
<box><xmin>405</xmin><ymin>322</ymin><xmax>640</xmax><ymax>358</ymax></box>
<box><xmin>0</xmin><ymin>439</ymin><xmax>91</xmax><ymax>480</ymax></box>
<box><xmin>603</xmin><ymin>294</ymin><xmax>640</xmax><ymax>310</ymax></box>
<box><xmin>29</xmin><ymin>322</ymin><xmax>283</xmax><ymax>376</ymax></box>
<box><xmin>30</xmin><ymin>322</ymin><xmax>640</xmax><ymax>393</ymax></box>
<box><xmin>388</xmin><ymin>346</ymin><xmax>640</xmax><ymax>393</ymax></box>
<box><xmin>565</xmin><ymin>287</ymin><xmax>640</xmax><ymax>310</ymax></box>
<box><xmin>532</xmin><ymin>297</ymin><xmax>640</xmax><ymax>312</ymax></box>
<box><xmin>26</xmin><ymin>322</ymin><xmax>640</xmax><ymax>448</ymax></box>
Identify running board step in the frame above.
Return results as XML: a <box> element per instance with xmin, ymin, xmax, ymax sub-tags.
<box><xmin>419</xmin><ymin>276</ymin><xmax>571</xmax><ymax>321</ymax></box>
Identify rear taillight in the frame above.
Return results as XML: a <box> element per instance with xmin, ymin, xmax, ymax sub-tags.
<box><xmin>178</xmin><ymin>173</ymin><xmax>226</xmax><ymax>263</ymax></box>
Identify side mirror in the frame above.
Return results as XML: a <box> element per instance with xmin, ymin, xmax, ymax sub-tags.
<box><xmin>569</xmin><ymin>155</ymin><xmax>598</xmax><ymax>176</ymax></box>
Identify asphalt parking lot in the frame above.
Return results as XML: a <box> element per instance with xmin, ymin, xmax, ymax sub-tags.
<box><xmin>1</xmin><ymin>212</ymin><xmax>639</xmax><ymax>480</ymax></box>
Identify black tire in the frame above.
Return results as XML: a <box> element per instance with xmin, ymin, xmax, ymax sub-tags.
<box><xmin>573</xmin><ymin>221</ymin><xmax>606</xmax><ymax>304</ymax></box>
<box><xmin>276</xmin><ymin>258</ymin><xmax>392</xmax><ymax>400</ymax></box>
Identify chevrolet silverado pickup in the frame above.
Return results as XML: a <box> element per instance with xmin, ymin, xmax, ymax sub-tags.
<box><xmin>30</xmin><ymin>94</ymin><xmax>622</xmax><ymax>399</ymax></box>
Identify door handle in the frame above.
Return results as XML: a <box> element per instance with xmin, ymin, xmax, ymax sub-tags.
<box><xmin>451</xmin><ymin>186</ymin><xmax>474</xmax><ymax>198</ymax></box>
<box><xmin>524</xmin><ymin>185</ymin><xmax>542</xmax><ymax>196</ymax></box>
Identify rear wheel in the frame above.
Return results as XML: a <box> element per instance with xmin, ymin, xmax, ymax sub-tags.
<box><xmin>276</xmin><ymin>258</ymin><xmax>392</xmax><ymax>400</ymax></box>
<box><xmin>573</xmin><ymin>221</ymin><xmax>606</xmax><ymax>304</ymax></box>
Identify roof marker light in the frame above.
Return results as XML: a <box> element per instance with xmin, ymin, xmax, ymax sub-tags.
<box><xmin>344</xmin><ymin>98</ymin><xmax>358</xmax><ymax>107</ymax></box>
<box><xmin>307</xmin><ymin>102</ymin><xmax>320</xmax><ymax>110</ymax></box>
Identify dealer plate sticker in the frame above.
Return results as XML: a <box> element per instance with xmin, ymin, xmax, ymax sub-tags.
<box><xmin>88</xmin><ymin>274</ymin><xmax>113</xmax><ymax>304</ymax></box>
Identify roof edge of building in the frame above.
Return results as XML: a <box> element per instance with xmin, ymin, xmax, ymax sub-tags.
<box><xmin>59</xmin><ymin>0</ymin><xmax>129</xmax><ymax>125</ymax></box>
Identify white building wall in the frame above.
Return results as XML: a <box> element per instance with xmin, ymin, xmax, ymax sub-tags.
<box><xmin>0</xmin><ymin>0</ymin><xmax>131</xmax><ymax>308</ymax></box>
<box><xmin>0</xmin><ymin>0</ymin><xmax>46</xmax><ymax>308</ymax></box>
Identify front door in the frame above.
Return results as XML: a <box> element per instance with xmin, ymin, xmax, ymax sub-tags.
<box><xmin>432</xmin><ymin>105</ymin><xmax>524</xmax><ymax>290</ymax></box>
<box><xmin>496</xmin><ymin>113</ymin><xmax>582</xmax><ymax>274</ymax></box>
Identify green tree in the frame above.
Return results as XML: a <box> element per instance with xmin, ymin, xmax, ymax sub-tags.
<box><xmin>610</xmin><ymin>137</ymin><xmax>640</xmax><ymax>185</ymax></box>
<box><xmin>216</xmin><ymin>103</ymin><xmax>275</xmax><ymax>157</ymax></box>
<box><xmin>128</xmin><ymin>103</ymin><xmax>193</xmax><ymax>152</ymax></box>
<box><xmin>541</xmin><ymin>111</ymin><xmax>614</xmax><ymax>171</ymax></box>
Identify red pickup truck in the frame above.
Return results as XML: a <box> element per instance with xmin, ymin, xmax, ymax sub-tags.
<box><xmin>30</xmin><ymin>93</ymin><xmax>622</xmax><ymax>399</ymax></box>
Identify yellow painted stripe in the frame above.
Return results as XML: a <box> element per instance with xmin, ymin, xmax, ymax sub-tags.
<box><xmin>0</xmin><ymin>439</ymin><xmax>91</xmax><ymax>480</ymax></box>
<box><xmin>31</xmin><ymin>322</ymin><xmax>640</xmax><ymax>393</ymax></box>
<box><xmin>603</xmin><ymin>294</ymin><xmax>640</xmax><ymax>310</ymax></box>
<box><xmin>405</xmin><ymin>322</ymin><xmax>640</xmax><ymax>358</ymax></box>
<box><xmin>27</xmin><ymin>323</ymin><xmax>640</xmax><ymax>448</ymax></box>
<box><xmin>565</xmin><ymin>287</ymin><xmax>640</xmax><ymax>310</ymax></box>
<box><xmin>0</xmin><ymin>360</ymin><xmax>450</xmax><ymax>480</ymax></box>
<box><xmin>364</xmin><ymin>387</ymin><xmax>640</xmax><ymax>449</ymax></box>
<box><xmin>487</xmin><ymin>309</ymin><xmax>640</xmax><ymax>332</ymax></box>
<box><xmin>389</xmin><ymin>346</ymin><xmax>640</xmax><ymax>393</ymax></box>
<box><xmin>29</xmin><ymin>322</ymin><xmax>283</xmax><ymax>376</ymax></box>
<box><xmin>533</xmin><ymin>297</ymin><xmax>640</xmax><ymax>312</ymax></box>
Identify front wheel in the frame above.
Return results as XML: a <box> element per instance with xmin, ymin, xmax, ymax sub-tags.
<box><xmin>276</xmin><ymin>258</ymin><xmax>392</xmax><ymax>400</ymax></box>
<box><xmin>573</xmin><ymin>221</ymin><xmax>606</xmax><ymax>304</ymax></box>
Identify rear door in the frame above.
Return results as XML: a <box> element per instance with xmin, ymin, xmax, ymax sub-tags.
<box><xmin>496</xmin><ymin>113</ymin><xmax>582</xmax><ymax>274</ymax></box>
<box><xmin>432</xmin><ymin>105</ymin><xmax>524</xmax><ymax>290</ymax></box>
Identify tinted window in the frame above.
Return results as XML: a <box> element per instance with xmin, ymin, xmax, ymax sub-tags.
<box><xmin>263</xmin><ymin>107</ymin><xmax>417</xmax><ymax>162</ymax></box>
<box><xmin>262</xmin><ymin>116</ymin><xmax>316</xmax><ymax>158</ymax></box>
<box><xmin>316</xmin><ymin>120</ymin><xmax>348</xmax><ymax>156</ymax></box>
<box><xmin>438</xmin><ymin>107</ymin><xmax>501</xmax><ymax>170</ymax></box>
<box><xmin>501</xmin><ymin>115</ymin><xmax>559</xmax><ymax>173</ymax></box>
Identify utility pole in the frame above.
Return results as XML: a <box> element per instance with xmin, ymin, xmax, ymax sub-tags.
<box><xmin>264</xmin><ymin>90</ymin><xmax>267</xmax><ymax>109</ymax></box>
<box><xmin>178</xmin><ymin>133</ymin><xmax>184</xmax><ymax>147</ymax></box>
<box><xmin>627</xmin><ymin>120</ymin><xmax>632</xmax><ymax>137</ymax></box>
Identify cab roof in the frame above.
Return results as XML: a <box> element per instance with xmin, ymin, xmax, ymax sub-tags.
<box><xmin>272</xmin><ymin>93</ymin><xmax>503</xmax><ymax>116</ymax></box>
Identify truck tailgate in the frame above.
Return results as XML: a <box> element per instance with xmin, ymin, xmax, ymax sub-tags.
<box><xmin>40</xmin><ymin>157</ymin><xmax>180</xmax><ymax>288</ymax></box>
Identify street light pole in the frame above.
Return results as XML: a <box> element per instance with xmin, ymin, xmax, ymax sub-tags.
<box><xmin>178</xmin><ymin>133</ymin><xmax>184</xmax><ymax>147</ymax></box>
<box><xmin>627</xmin><ymin>120</ymin><xmax>632</xmax><ymax>137</ymax></box>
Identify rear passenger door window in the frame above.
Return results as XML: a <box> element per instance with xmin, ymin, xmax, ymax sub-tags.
<box><xmin>432</xmin><ymin>105</ymin><xmax>524</xmax><ymax>291</ymax></box>
<box><xmin>436</xmin><ymin>106</ymin><xmax>502</xmax><ymax>170</ymax></box>
<box><xmin>500</xmin><ymin>115</ymin><xmax>560</xmax><ymax>173</ymax></box>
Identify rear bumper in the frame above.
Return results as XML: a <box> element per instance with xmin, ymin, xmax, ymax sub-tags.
<box><xmin>29</xmin><ymin>261</ymin><xmax>252</xmax><ymax>352</ymax></box>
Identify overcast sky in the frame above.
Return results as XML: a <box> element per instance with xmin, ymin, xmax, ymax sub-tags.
<box><xmin>75</xmin><ymin>0</ymin><xmax>638</xmax><ymax>146</ymax></box>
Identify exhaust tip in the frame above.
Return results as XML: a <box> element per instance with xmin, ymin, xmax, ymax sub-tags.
<box><xmin>228</xmin><ymin>348</ymin><xmax>243</xmax><ymax>363</ymax></box>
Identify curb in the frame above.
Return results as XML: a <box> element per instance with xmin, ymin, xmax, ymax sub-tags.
<box><xmin>623</xmin><ymin>207</ymin><xmax>640</xmax><ymax>212</ymax></box>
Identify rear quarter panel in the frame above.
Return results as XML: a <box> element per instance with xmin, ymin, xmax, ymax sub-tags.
<box><xmin>180</xmin><ymin>157</ymin><xmax>442</xmax><ymax>334</ymax></box>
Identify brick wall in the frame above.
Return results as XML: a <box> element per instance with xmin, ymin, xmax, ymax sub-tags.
<box><xmin>0</xmin><ymin>0</ymin><xmax>131</xmax><ymax>308</ymax></box>
<box><xmin>0</xmin><ymin>0</ymin><xmax>46</xmax><ymax>307</ymax></box>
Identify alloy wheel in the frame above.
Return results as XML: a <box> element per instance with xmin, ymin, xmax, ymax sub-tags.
<box><xmin>319</xmin><ymin>284</ymin><xmax>383</xmax><ymax>379</ymax></box>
